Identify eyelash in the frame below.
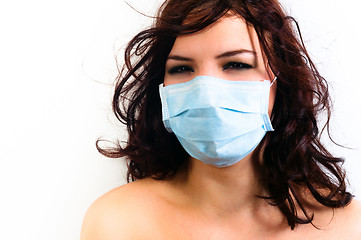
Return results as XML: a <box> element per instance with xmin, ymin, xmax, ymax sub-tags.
<box><xmin>223</xmin><ymin>62</ymin><xmax>253</xmax><ymax>71</ymax></box>
<box><xmin>167</xmin><ymin>62</ymin><xmax>253</xmax><ymax>75</ymax></box>
<box><xmin>167</xmin><ymin>65</ymin><xmax>194</xmax><ymax>75</ymax></box>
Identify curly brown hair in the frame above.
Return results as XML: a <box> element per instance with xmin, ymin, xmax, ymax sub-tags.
<box><xmin>97</xmin><ymin>0</ymin><xmax>352</xmax><ymax>230</ymax></box>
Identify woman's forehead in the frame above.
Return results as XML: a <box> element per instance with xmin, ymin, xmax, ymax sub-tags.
<box><xmin>170</xmin><ymin>16</ymin><xmax>261</xmax><ymax>56</ymax></box>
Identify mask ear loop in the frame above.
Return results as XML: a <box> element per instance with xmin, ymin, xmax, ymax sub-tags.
<box><xmin>270</xmin><ymin>75</ymin><xmax>277</xmax><ymax>87</ymax></box>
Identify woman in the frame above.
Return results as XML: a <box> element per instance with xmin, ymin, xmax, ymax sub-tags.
<box><xmin>81</xmin><ymin>0</ymin><xmax>361</xmax><ymax>239</ymax></box>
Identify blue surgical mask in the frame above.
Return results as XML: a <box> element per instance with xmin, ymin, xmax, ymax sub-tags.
<box><xmin>159</xmin><ymin>75</ymin><xmax>276</xmax><ymax>168</ymax></box>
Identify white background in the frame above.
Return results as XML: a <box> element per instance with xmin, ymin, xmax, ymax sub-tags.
<box><xmin>0</xmin><ymin>0</ymin><xmax>360</xmax><ymax>239</ymax></box>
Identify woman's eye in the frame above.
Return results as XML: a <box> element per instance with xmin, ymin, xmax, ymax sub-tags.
<box><xmin>223</xmin><ymin>62</ymin><xmax>253</xmax><ymax>71</ymax></box>
<box><xmin>167</xmin><ymin>65</ymin><xmax>194</xmax><ymax>75</ymax></box>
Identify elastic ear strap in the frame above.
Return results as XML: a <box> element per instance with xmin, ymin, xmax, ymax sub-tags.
<box><xmin>270</xmin><ymin>76</ymin><xmax>277</xmax><ymax>86</ymax></box>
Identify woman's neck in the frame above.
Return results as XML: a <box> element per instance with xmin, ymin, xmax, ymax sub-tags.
<box><xmin>173</xmin><ymin>155</ymin><xmax>270</xmax><ymax>218</ymax></box>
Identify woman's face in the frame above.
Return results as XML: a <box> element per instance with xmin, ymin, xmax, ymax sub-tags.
<box><xmin>164</xmin><ymin>15</ymin><xmax>276</xmax><ymax>116</ymax></box>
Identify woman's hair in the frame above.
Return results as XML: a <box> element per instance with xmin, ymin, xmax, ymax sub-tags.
<box><xmin>97</xmin><ymin>0</ymin><xmax>352</xmax><ymax>230</ymax></box>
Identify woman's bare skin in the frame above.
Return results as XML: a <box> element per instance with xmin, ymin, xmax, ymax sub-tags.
<box><xmin>81</xmin><ymin>167</ymin><xmax>361</xmax><ymax>240</ymax></box>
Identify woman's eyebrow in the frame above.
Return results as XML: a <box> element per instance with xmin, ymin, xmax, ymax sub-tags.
<box><xmin>216</xmin><ymin>49</ymin><xmax>256</xmax><ymax>58</ymax></box>
<box><xmin>167</xmin><ymin>55</ymin><xmax>193</xmax><ymax>61</ymax></box>
<box><xmin>167</xmin><ymin>49</ymin><xmax>256</xmax><ymax>62</ymax></box>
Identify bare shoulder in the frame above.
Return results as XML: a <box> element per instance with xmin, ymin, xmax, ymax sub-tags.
<box><xmin>339</xmin><ymin>199</ymin><xmax>361</xmax><ymax>234</ymax></box>
<box><xmin>326</xmin><ymin>198</ymin><xmax>361</xmax><ymax>239</ymax></box>
<box><xmin>80</xmin><ymin>178</ymin><xmax>167</xmax><ymax>240</ymax></box>
<box><xmin>343</xmin><ymin>198</ymin><xmax>361</xmax><ymax>217</ymax></box>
